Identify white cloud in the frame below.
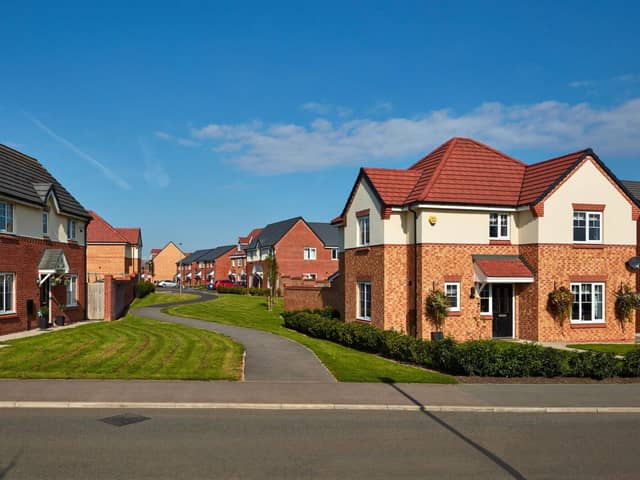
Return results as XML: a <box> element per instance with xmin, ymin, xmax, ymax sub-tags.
<box><xmin>27</xmin><ymin>114</ymin><xmax>132</xmax><ymax>190</ymax></box>
<box><xmin>176</xmin><ymin>138</ymin><xmax>200</xmax><ymax>147</ymax></box>
<box><xmin>190</xmin><ymin>98</ymin><xmax>640</xmax><ymax>174</ymax></box>
<box><xmin>370</xmin><ymin>101</ymin><xmax>393</xmax><ymax>114</ymax></box>
<box><xmin>568</xmin><ymin>80</ymin><xmax>593</xmax><ymax>88</ymax></box>
<box><xmin>616</xmin><ymin>73</ymin><xmax>640</xmax><ymax>83</ymax></box>
<box><xmin>301</xmin><ymin>102</ymin><xmax>331</xmax><ymax>115</ymax></box>
<box><xmin>155</xmin><ymin>130</ymin><xmax>200</xmax><ymax>147</ymax></box>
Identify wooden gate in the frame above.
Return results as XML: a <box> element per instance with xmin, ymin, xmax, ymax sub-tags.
<box><xmin>87</xmin><ymin>282</ymin><xmax>105</xmax><ymax>320</ymax></box>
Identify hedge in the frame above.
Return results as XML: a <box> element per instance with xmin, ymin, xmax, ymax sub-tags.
<box><xmin>216</xmin><ymin>286</ymin><xmax>272</xmax><ymax>296</ymax></box>
<box><xmin>282</xmin><ymin>310</ymin><xmax>640</xmax><ymax>379</ymax></box>
<box><xmin>135</xmin><ymin>281</ymin><xmax>155</xmax><ymax>299</ymax></box>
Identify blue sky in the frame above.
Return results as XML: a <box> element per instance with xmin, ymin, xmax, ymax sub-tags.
<box><xmin>1</xmin><ymin>1</ymin><xmax>639</xmax><ymax>256</ymax></box>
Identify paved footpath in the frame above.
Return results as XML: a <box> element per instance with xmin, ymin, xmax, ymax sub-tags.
<box><xmin>133</xmin><ymin>291</ymin><xmax>336</xmax><ymax>383</ymax></box>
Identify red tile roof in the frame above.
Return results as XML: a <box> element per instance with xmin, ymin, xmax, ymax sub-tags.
<box><xmin>344</xmin><ymin>138</ymin><xmax>600</xmax><ymax>213</ymax></box>
<box><xmin>151</xmin><ymin>248</ymin><xmax>161</xmax><ymax>255</ymax></box>
<box><xmin>519</xmin><ymin>150</ymin><xmax>588</xmax><ymax>205</ymax></box>
<box><xmin>239</xmin><ymin>227</ymin><xmax>263</xmax><ymax>244</ymax></box>
<box><xmin>87</xmin><ymin>210</ymin><xmax>141</xmax><ymax>245</ymax></box>
<box><xmin>475</xmin><ymin>257</ymin><xmax>534</xmax><ymax>279</ymax></box>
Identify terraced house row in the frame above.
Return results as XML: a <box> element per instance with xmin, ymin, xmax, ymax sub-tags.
<box><xmin>331</xmin><ymin>137</ymin><xmax>640</xmax><ymax>343</ymax></box>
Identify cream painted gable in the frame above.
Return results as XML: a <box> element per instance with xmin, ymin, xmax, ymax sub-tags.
<box><xmin>540</xmin><ymin>156</ymin><xmax>636</xmax><ymax>245</ymax></box>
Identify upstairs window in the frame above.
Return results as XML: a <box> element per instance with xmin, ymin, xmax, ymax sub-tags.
<box><xmin>0</xmin><ymin>202</ymin><xmax>14</xmax><ymax>233</ymax></box>
<box><xmin>331</xmin><ymin>248</ymin><xmax>339</xmax><ymax>260</ymax></box>
<box><xmin>489</xmin><ymin>213</ymin><xmax>509</xmax><ymax>240</ymax></box>
<box><xmin>67</xmin><ymin>219</ymin><xmax>77</xmax><ymax>241</ymax></box>
<box><xmin>444</xmin><ymin>282</ymin><xmax>461</xmax><ymax>312</ymax></box>
<box><xmin>573</xmin><ymin>211</ymin><xmax>601</xmax><ymax>243</ymax></box>
<box><xmin>358</xmin><ymin>215</ymin><xmax>370</xmax><ymax>246</ymax></box>
<box><xmin>303</xmin><ymin>247</ymin><xmax>317</xmax><ymax>260</ymax></box>
<box><xmin>42</xmin><ymin>211</ymin><xmax>48</xmax><ymax>235</ymax></box>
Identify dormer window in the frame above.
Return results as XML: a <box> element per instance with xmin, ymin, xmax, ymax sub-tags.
<box><xmin>0</xmin><ymin>202</ymin><xmax>14</xmax><ymax>233</ymax></box>
<box><xmin>489</xmin><ymin>213</ymin><xmax>509</xmax><ymax>240</ymax></box>
<box><xmin>67</xmin><ymin>219</ymin><xmax>77</xmax><ymax>241</ymax></box>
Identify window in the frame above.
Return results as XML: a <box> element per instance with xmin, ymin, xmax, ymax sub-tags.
<box><xmin>358</xmin><ymin>282</ymin><xmax>371</xmax><ymax>320</ymax></box>
<box><xmin>0</xmin><ymin>202</ymin><xmax>14</xmax><ymax>233</ymax></box>
<box><xmin>480</xmin><ymin>285</ymin><xmax>492</xmax><ymax>315</ymax></box>
<box><xmin>358</xmin><ymin>215</ymin><xmax>370</xmax><ymax>246</ymax></box>
<box><xmin>42</xmin><ymin>211</ymin><xmax>48</xmax><ymax>235</ymax></box>
<box><xmin>331</xmin><ymin>248</ymin><xmax>339</xmax><ymax>260</ymax></box>
<box><xmin>0</xmin><ymin>273</ymin><xmax>15</xmax><ymax>314</ymax></box>
<box><xmin>66</xmin><ymin>275</ymin><xmax>78</xmax><ymax>306</ymax></box>
<box><xmin>231</xmin><ymin>259</ymin><xmax>236</xmax><ymax>267</ymax></box>
<box><xmin>571</xmin><ymin>283</ymin><xmax>604</xmax><ymax>323</ymax></box>
<box><xmin>67</xmin><ymin>219</ymin><xmax>77</xmax><ymax>240</ymax></box>
<box><xmin>444</xmin><ymin>282</ymin><xmax>460</xmax><ymax>312</ymax></box>
<box><xmin>238</xmin><ymin>259</ymin><xmax>243</xmax><ymax>267</ymax></box>
<box><xmin>303</xmin><ymin>247</ymin><xmax>317</xmax><ymax>260</ymax></box>
<box><xmin>303</xmin><ymin>273</ymin><xmax>317</xmax><ymax>280</ymax></box>
<box><xmin>489</xmin><ymin>213</ymin><xmax>509</xmax><ymax>240</ymax></box>
<box><xmin>573</xmin><ymin>211</ymin><xmax>601</xmax><ymax>243</ymax></box>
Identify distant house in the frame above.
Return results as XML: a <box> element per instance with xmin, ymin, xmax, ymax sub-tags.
<box><xmin>86</xmin><ymin>210</ymin><xmax>142</xmax><ymax>281</ymax></box>
<box><xmin>229</xmin><ymin>228</ymin><xmax>263</xmax><ymax>284</ymax></box>
<box><xmin>176</xmin><ymin>245</ymin><xmax>236</xmax><ymax>286</ymax></box>
<box><xmin>333</xmin><ymin>137</ymin><xmax>640</xmax><ymax>343</ymax></box>
<box><xmin>0</xmin><ymin>144</ymin><xmax>92</xmax><ymax>334</ymax></box>
<box><xmin>245</xmin><ymin>217</ymin><xmax>341</xmax><ymax>289</ymax></box>
<box><xmin>148</xmin><ymin>241</ymin><xmax>185</xmax><ymax>283</ymax></box>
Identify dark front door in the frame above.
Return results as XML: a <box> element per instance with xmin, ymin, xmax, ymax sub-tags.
<box><xmin>492</xmin><ymin>284</ymin><xmax>513</xmax><ymax>338</ymax></box>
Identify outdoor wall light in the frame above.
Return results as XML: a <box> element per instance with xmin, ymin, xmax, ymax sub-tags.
<box><xmin>428</xmin><ymin>215</ymin><xmax>437</xmax><ymax>226</ymax></box>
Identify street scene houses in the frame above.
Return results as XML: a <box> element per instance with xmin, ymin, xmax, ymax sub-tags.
<box><xmin>86</xmin><ymin>210</ymin><xmax>142</xmax><ymax>282</ymax></box>
<box><xmin>331</xmin><ymin>137</ymin><xmax>640</xmax><ymax>343</ymax></box>
<box><xmin>147</xmin><ymin>241</ymin><xmax>185</xmax><ymax>283</ymax></box>
<box><xmin>0</xmin><ymin>144</ymin><xmax>91</xmax><ymax>334</ymax></box>
<box><xmin>176</xmin><ymin>245</ymin><xmax>237</xmax><ymax>286</ymax></box>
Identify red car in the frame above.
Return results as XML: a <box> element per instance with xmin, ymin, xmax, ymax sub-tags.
<box><xmin>213</xmin><ymin>279</ymin><xmax>235</xmax><ymax>289</ymax></box>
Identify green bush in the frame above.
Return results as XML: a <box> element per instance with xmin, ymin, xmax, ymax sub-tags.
<box><xmin>135</xmin><ymin>281</ymin><xmax>155</xmax><ymax>299</ymax></box>
<box><xmin>216</xmin><ymin>286</ymin><xmax>246</xmax><ymax>295</ymax></box>
<box><xmin>248</xmin><ymin>287</ymin><xmax>270</xmax><ymax>296</ymax></box>
<box><xmin>620</xmin><ymin>349</ymin><xmax>640</xmax><ymax>377</ymax></box>
<box><xmin>282</xmin><ymin>309</ymin><xmax>635</xmax><ymax>379</ymax></box>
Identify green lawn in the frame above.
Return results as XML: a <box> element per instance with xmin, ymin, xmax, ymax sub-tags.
<box><xmin>568</xmin><ymin>344</ymin><xmax>640</xmax><ymax>355</ymax></box>
<box><xmin>132</xmin><ymin>292</ymin><xmax>199</xmax><ymax>308</ymax></box>
<box><xmin>0</xmin><ymin>301</ymin><xmax>243</xmax><ymax>380</ymax></box>
<box><xmin>165</xmin><ymin>294</ymin><xmax>456</xmax><ymax>384</ymax></box>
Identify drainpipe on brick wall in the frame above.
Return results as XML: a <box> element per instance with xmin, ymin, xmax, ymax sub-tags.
<box><xmin>409</xmin><ymin>207</ymin><xmax>418</xmax><ymax>338</ymax></box>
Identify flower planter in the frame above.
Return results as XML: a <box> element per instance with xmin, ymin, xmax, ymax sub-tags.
<box><xmin>54</xmin><ymin>316</ymin><xmax>65</xmax><ymax>326</ymax></box>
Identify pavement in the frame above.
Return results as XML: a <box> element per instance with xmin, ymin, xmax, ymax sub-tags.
<box><xmin>0</xmin><ymin>320</ymin><xmax>101</xmax><ymax>346</ymax></box>
<box><xmin>132</xmin><ymin>291</ymin><xmax>335</xmax><ymax>383</ymax></box>
<box><xmin>0</xmin><ymin>409</ymin><xmax>639</xmax><ymax>479</ymax></box>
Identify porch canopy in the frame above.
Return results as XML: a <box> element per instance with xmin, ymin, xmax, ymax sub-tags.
<box><xmin>37</xmin><ymin>249</ymin><xmax>70</xmax><ymax>286</ymax></box>
<box><xmin>473</xmin><ymin>255</ymin><xmax>534</xmax><ymax>285</ymax></box>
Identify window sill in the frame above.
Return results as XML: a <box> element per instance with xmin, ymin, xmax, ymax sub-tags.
<box><xmin>355</xmin><ymin>317</ymin><xmax>371</xmax><ymax>323</ymax></box>
<box><xmin>489</xmin><ymin>239</ymin><xmax>511</xmax><ymax>245</ymax></box>
<box><xmin>448</xmin><ymin>311</ymin><xmax>462</xmax><ymax>317</ymax></box>
<box><xmin>0</xmin><ymin>313</ymin><xmax>19</xmax><ymax>322</ymax></box>
<box><xmin>479</xmin><ymin>314</ymin><xmax>493</xmax><ymax>320</ymax></box>
<box><xmin>570</xmin><ymin>322</ymin><xmax>606</xmax><ymax>329</ymax></box>
<box><xmin>573</xmin><ymin>244</ymin><xmax>604</xmax><ymax>250</ymax></box>
<box><xmin>354</xmin><ymin>247</ymin><xmax>370</xmax><ymax>255</ymax></box>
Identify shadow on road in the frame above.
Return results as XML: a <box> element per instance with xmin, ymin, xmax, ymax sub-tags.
<box><xmin>384</xmin><ymin>380</ymin><xmax>526</xmax><ymax>480</ymax></box>
<box><xmin>0</xmin><ymin>450</ymin><xmax>22</xmax><ymax>479</ymax></box>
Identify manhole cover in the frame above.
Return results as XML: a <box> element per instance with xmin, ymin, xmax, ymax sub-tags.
<box><xmin>100</xmin><ymin>413</ymin><xmax>150</xmax><ymax>427</ymax></box>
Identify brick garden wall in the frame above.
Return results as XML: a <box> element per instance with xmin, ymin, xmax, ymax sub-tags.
<box><xmin>103</xmin><ymin>274</ymin><xmax>137</xmax><ymax>321</ymax></box>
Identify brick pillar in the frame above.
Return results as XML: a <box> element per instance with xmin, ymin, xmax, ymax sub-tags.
<box><xmin>104</xmin><ymin>274</ymin><xmax>114</xmax><ymax>321</ymax></box>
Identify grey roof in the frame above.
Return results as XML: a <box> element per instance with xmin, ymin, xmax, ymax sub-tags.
<box><xmin>37</xmin><ymin>249</ymin><xmax>68</xmax><ymax>272</ymax></box>
<box><xmin>622</xmin><ymin>180</ymin><xmax>640</xmax><ymax>201</ymax></box>
<box><xmin>177</xmin><ymin>249</ymin><xmax>210</xmax><ymax>265</ymax></box>
<box><xmin>308</xmin><ymin>222</ymin><xmax>342</xmax><ymax>248</ymax></box>
<box><xmin>249</xmin><ymin>217</ymin><xmax>302</xmax><ymax>249</ymax></box>
<box><xmin>178</xmin><ymin>245</ymin><xmax>236</xmax><ymax>265</ymax></box>
<box><xmin>0</xmin><ymin>144</ymin><xmax>90</xmax><ymax>219</ymax></box>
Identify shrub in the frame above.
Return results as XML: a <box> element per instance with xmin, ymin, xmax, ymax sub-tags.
<box><xmin>620</xmin><ymin>349</ymin><xmax>640</xmax><ymax>377</ymax></box>
<box><xmin>135</xmin><ymin>281</ymin><xmax>155</xmax><ymax>299</ymax></box>
<box><xmin>248</xmin><ymin>287</ymin><xmax>270</xmax><ymax>296</ymax></box>
<box><xmin>425</xmin><ymin>290</ymin><xmax>449</xmax><ymax>332</ymax></box>
<box><xmin>566</xmin><ymin>351</ymin><xmax>619</xmax><ymax>380</ymax></box>
<box><xmin>216</xmin><ymin>286</ymin><xmax>246</xmax><ymax>295</ymax></box>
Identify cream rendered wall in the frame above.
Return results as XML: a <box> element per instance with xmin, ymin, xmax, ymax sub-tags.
<box><xmin>383</xmin><ymin>211</ymin><xmax>413</xmax><ymax>245</ymax></box>
<box><xmin>417</xmin><ymin>208</ymin><xmax>521</xmax><ymax>244</ymax></box>
<box><xmin>540</xmin><ymin>157</ymin><xmax>635</xmax><ymax>245</ymax></box>
<box><xmin>10</xmin><ymin>197</ymin><xmax>86</xmax><ymax>245</ymax></box>
<box><xmin>344</xmin><ymin>180</ymin><xmax>384</xmax><ymax>249</ymax></box>
<box><xmin>516</xmin><ymin>209</ymin><xmax>538</xmax><ymax>245</ymax></box>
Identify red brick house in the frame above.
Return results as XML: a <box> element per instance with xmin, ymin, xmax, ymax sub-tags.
<box><xmin>0</xmin><ymin>144</ymin><xmax>92</xmax><ymax>334</ymax></box>
<box><xmin>246</xmin><ymin>217</ymin><xmax>341</xmax><ymax>289</ymax></box>
<box><xmin>86</xmin><ymin>210</ymin><xmax>142</xmax><ymax>282</ymax></box>
<box><xmin>176</xmin><ymin>245</ymin><xmax>236</xmax><ymax>286</ymax></box>
<box><xmin>333</xmin><ymin>137</ymin><xmax>640</xmax><ymax>343</ymax></box>
<box><xmin>229</xmin><ymin>228</ymin><xmax>263</xmax><ymax>285</ymax></box>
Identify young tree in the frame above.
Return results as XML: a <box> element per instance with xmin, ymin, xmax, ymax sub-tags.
<box><xmin>264</xmin><ymin>253</ymin><xmax>279</xmax><ymax>311</ymax></box>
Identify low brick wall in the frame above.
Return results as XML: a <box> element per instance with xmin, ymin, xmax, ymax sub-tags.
<box><xmin>104</xmin><ymin>274</ymin><xmax>137</xmax><ymax>320</ymax></box>
<box><xmin>283</xmin><ymin>275</ymin><xmax>344</xmax><ymax>318</ymax></box>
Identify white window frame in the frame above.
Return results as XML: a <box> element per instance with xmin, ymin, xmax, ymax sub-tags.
<box><xmin>357</xmin><ymin>281</ymin><xmax>371</xmax><ymax>321</ymax></box>
<box><xmin>479</xmin><ymin>285</ymin><xmax>492</xmax><ymax>315</ymax></box>
<box><xmin>42</xmin><ymin>210</ymin><xmax>48</xmax><ymax>236</ymax></box>
<box><xmin>0</xmin><ymin>272</ymin><xmax>16</xmax><ymax>314</ymax></box>
<box><xmin>570</xmin><ymin>282</ymin><xmax>605</xmax><ymax>323</ymax></box>
<box><xmin>331</xmin><ymin>248</ymin><xmax>339</xmax><ymax>260</ymax></box>
<box><xmin>67</xmin><ymin>218</ymin><xmax>77</xmax><ymax>241</ymax></box>
<box><xmin>0</xmin><ymin>201</ymin><xmax>14</xmax><ymax>233</ymax></box>
<box><xmin>303</xmin><ymin>247</ymin><xmax>317</xmax><ymax>260</ymax></box>
<box><xmin>489</xmin><ymin>213</ymin><xmax>510</xmax><ymax>240</ymax></box>
<box><xmin>303</xmin><ymin>273</ymin><xmax>318</xmax><ymax>280</ymax></box>
<box><xmin>444</xmin><ymin>282</ymin><xmax>461</xmax><ymax>312</ymax></box>
<box><xmin>66</xmin><ymin>275</ymin><xmax>78</xmax><ymax>307</ymax></box>
<box><xmin>358</xmin><ymin>215</ymin><xmax>370</xmax><ymax>247</ymax></box>
<box><xmin>573</xmin><ymin>211</ymin><xmax>602</xmax><ymax>244</ymax></box>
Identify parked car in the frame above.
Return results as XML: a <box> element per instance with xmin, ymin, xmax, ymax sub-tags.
<box><xmin>233</xmin><ymin>281</ymin><xmax>247</xmax><ymax>287</ymax></box>
<box><xmin>213</xmin><ymin>279</ymin><xmax>235</xmax><ymax>289</ymax></box>
<box><xmin>157</xmin><ymin>280</ymin><xmax>178</xmax><ymax>288</ymax></box>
